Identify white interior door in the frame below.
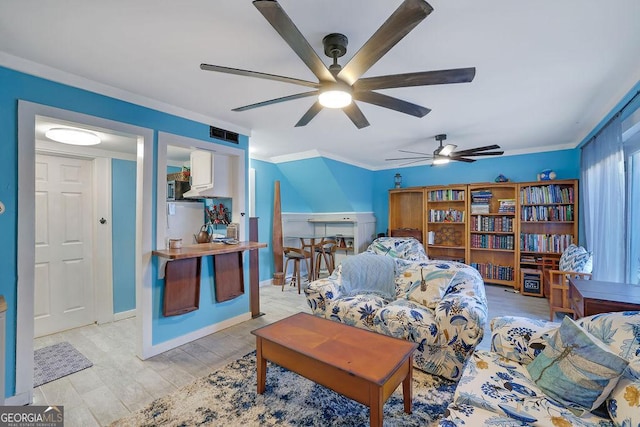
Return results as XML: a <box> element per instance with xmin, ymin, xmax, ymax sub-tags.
<box><xmin>34</xmin><ymin>154</ymin><xmax>95</xmax><ymax>337</ymax></box>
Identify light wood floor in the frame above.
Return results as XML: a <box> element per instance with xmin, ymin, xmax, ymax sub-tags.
<box><xmin>31</xmin><ymin>282</ymin><xmax>549</xmax><ymax>426</ymax></box>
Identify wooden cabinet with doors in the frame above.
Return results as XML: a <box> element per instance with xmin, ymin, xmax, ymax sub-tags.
<box><xmin>518</xmin><ymin>179</ymin><xmax>579</xmax><ymax>296</ymax></box>
<box><xmin>467</xmin><ymin>183</ymin><xmax>519</xmax><ymax>288</ymax></box>
<box><xmin>388</xmin><ymin>187</ymin><xmax>426</xmax><ymax>244</ymax></box>
<box><xmin>425</xmin><ymin>185</ymin><xmax>467</xmax><ymax>262</ymax></box>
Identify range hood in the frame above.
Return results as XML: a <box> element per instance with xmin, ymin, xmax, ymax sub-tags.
<box><xmin>183</xmin><ymin>150</ymin><xmax>216</xmax><ymax>198</ymax></box>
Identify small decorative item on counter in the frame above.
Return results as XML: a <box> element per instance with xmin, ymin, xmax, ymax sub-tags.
<box><xmin>537</xmin><ymin>169</ymin><xmax>556</xmax><ymax>181</ymax></box>
<box><xmin>168</xmin><ymin>238</ymin><xmax>182</xmax><ymax>249</ymax></box>
<box><xmin>394</xmin><ymin>173</ymin><xmax>402</xmax><ymax>188</ymax></box>
<box><xmin>194</xmin><ymin>224</ymin><xmax>211</xmax><ymax>243</ymax></box>
<box><xmin>495</xmin><ymin>174</ymin><xmax>509</xmax><ymax>182</ymax></box>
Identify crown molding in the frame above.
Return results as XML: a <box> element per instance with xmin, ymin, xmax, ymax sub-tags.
<box><xmin>0</xmin><ymin>51</ymin><xmax>252</xmax><ymax>137</ymax></box>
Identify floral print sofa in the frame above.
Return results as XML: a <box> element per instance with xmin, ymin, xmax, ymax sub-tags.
<box><xmin>440</xmin><ymin>311</ymin><xmax>640</xmax><ymax>427</ymax></box>
<box><xmin>304</xmin><ymin>237</ymin><xmax>488</xmax><ymax>381</ymax></box>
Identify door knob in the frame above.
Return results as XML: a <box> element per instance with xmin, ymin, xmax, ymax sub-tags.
<box><xmin>99</xmin><ymin>218</ymin><xmax>107</xmax><ymax>224</ymax></box>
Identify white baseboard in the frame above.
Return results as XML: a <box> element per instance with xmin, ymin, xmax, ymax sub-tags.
<box><xmin>142</xmin><ymin>312</ymin><xmax>252</xmax><ymax>359</ymax></box>
<box><xmin>114</xmin><ymin>309</ymin><xmax>136</xmax><ymax>322</ymax></box>
<box><xmin>5</xmin><ymin>390</ymin><xmax>31</xmax><ymax>406</ymax></box>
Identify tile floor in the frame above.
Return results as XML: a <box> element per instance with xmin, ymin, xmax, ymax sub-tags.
<box><xmin>31</xmin><ymin>282</ymin><xmax>549</xmax><ymax>426</ymax></box>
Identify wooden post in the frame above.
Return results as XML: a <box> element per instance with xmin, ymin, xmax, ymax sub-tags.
<box><xmin>272</xmin><ymin>181</ymin><xmax>284</xmax><ymax>285</ymax></box>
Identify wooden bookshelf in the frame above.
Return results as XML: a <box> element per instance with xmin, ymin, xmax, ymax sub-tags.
<box><xmin>388</xmin><ymin>187</ymin><xmax>426</xmax><ymax>243</ymax></box>
<box><xmin>467</xmin><ymin>183</ymin><xmax>518</xmax><ymax>288</ymax></box>
<box><xmin>387</xmin><ymin>179</ymin><xmax>580</xmax><ymax>294</ymax></box>
<box><xmin>425</xmin><ymin>185</ymin><xmax>467</xmax><ymax>262</ymax></box>
<box><xmin>518</xmin><ymin>179</ymin><xmax>579</xmax><ymax>296</ymax></box>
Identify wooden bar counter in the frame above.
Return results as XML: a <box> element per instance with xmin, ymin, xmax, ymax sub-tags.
<box><xmin>153</xmin><ymin>241</ymin><xmax>267</xmax><ymax>316</ymax></box>
<box><xmin>153</xmin><ymin>241</ymin><xmax>266</xmax><ymax>260</ymax></box>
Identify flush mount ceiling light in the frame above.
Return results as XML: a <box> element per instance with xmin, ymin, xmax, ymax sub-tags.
<box><xmin>318</xmin><ymin>83</ymin><xmax>353</xmax><ymax>109</ymax></box>
<box><xmin>45</xmin><ymin>127</ymin><xmax>101</xmax><ymax>146</ymax></box>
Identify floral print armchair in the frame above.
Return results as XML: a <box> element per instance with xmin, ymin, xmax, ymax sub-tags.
<box><xmin>305</xmin><ymin>237</ymin><xmax>488</xmax><ymax>381</ymax></box>
<box><xmin>440</xmin><ymin>311</ymin><xmax>640</xmax><ymax>427</ymax></box>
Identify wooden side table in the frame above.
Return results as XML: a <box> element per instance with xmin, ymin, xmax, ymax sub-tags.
<box><xmin>569</xmin><ymin>278</ymin><xmax>640</xmax><ymax>318</ymax></box>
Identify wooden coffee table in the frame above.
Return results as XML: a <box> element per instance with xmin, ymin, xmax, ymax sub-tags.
<box><xmin>251</xmin><ymin>312</ymin><xmax>417</xmax><ymax>427</ymax></box>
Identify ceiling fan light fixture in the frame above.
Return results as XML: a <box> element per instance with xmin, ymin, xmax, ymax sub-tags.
<box><xmin>45</xmin><ymin>127</ymin><xmax>101</xmax><ymax>146</ymax></box>
<box><xmin>433</xmin><ymin>157</ymin><xmax>450</xmax><ymax>165</ymax></box>
<box><xmin>318</xmin><ymin>84</ymin><xmax>353</xmax><ymax>109</ymax></box>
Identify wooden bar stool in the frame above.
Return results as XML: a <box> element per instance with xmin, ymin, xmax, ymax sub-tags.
<box><xmin>283</xmin><ymin>247</ymin><xmax>311</xmax><ymax>293</ymax></box>
<box><xmin>314</xmin><ymin>238</ymin><xmax>337</xmax><ymax>280</ymax></box>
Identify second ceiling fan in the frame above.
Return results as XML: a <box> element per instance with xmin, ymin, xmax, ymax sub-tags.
<box><xmin>201</xmin><ymin>0</ymin><xmax>476</xmax><ymax>129</ymax></box>
<box><xmin>386</xmin><ymin>134</ymin><xmax>504</xmax><ymax>165</ymax></box>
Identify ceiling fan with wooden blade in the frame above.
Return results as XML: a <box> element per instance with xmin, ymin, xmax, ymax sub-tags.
<box><xmin>200</xmin><ymin>0</ymin><xmax>475</xmax><ymax>128</ymax></box>
<box><xmin>385</xmin><ymin>134</ymin><xmax>504</xmax><ymax>165</ymax></box>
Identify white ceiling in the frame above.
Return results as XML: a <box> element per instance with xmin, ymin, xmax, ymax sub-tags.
<box><xmin>2</xmin><ymin>0</ymin><xmax>640</xmax><ymax>169</ymax></box>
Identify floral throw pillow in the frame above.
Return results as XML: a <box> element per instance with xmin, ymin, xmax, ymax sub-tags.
<box><xmin>526</xmin><ymin>316</ymin><xmax>628</xmax><ymax>412</ymax></box>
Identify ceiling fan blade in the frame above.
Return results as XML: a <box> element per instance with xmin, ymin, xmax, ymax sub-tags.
<box><xmin>295</xmin><ymin>101</ymin><xmax>323</xmax><ymax>127</ymax></box>
<box><xmin>449</xmin><ymin>157</ymin><xmax>475</xmax><ymax>163</ymax></box>
<box><xmin>400</xmin><ymin>158</ymin><xmax>431</xmax><ymax>166</ymax></box>
<box><xmin>337</xmin><ymin>0</ymin><xmax>433</xmax><ymax>85</ymax></box>
<box><xmin>354</xmin><ymin>91</ymin><xmax>430</xmax><ymax>117</ymax></box>
<box><xmin>385</xmin><ymin>155</ymin><xmax>432</xmax><ymax>161</ymax></box>
<box><xmin>453</xmin><ymin>151</ymin><xmax>504</xmax><ymax>157</ymax></box>
<box><xmin>399</xmin><ymin>149</ymin><xmax>430</xmax><ymax>155</ymax></box>
<box><xmin>343</xmin><ymin>103</ymin><xmax>370</xmax><ymax>129</ymax></box>
<box><xmin>450</xmin><ymin>144</ymin><xmax>501</xmax><ymax>156</ymax></box>
<box><xmin>200</xmin><ymin>64</ymin><xmax>319</xmax><ymax>88</ymax></box>
<box><xmin>354</xmin><ymin>68</ymin><xmax>476</xmax><ymax>91</ymax></box>
<box><xmin>253</xmin><ymin>0</ymin><xmax>335</xmax><ymax>83</ymax></box>
<box><xmin>232</xmin><ymin>91</ymin><xmax>318</xmax><ymax>112</ymax></box>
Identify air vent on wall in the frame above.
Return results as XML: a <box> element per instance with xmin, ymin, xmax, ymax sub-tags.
<box><xmin>209</xmin><ymin>126</ymin><xmax>239</xmax><ymax>144</ymax></box>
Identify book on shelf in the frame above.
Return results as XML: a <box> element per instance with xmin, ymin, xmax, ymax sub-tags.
<box><xmin>471</xmin><ymin>215</ymin><xmax>514</xmax><ymax>232</ymax></box>
<box><xmin>470</xmin><ymin>262</ymin><xmax>514</xmax><ymax>281</ymax></box>
<box><xmin>521</xmin><ymin>205</ymin><xmax>573</xmax><ymax>221</ymax></box>
<box><xmin>470</xmin><ymin>204</ymin><xmax>490</xmax><ymax>214</ymax></box>
<box><xmin>520</xmin><ymin>184</ymin><xmax>575</xmax><ymax>205</ymax></box>
<box><xmin>520</xmin><ymin>233</ymin><xmax>573</xmax><ymax>253</ymax></box>
<box><xmin>471</xmin><ymin>190</ymin><xmax>492</xmax><ymax>214</ymax></box>
<box><xmin>498</xmin><ymin>198</ymin><xmax>516</xmax><ymax>213</ymax></box>
<box><xmin>470</xmin><ymin>234</ymin><xmax>514</xmax><ymax>250</ymax></box>
<box><xmin>429</xmin><ymin>209</ymin><xmax>465</xmax><ymax>223</ymax></box>
<box><xmin>428</xmin><ymin>189</ymin><xmax>465</xmax><ymax>201</ymax></box>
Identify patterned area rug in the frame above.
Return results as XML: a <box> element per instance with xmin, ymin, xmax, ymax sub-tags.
<box><xmin>33</xmin><ymin>341</ymin><xmax>93</xmax><ymax>387</ymax></box>
<box><xmin>112</xmin><ymin>352</ymin><xmax>456</xmax><ymax>426</ymax></box>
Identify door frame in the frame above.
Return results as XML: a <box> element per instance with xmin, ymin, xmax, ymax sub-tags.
<box><xmin>15</xmin><ymin>101</ymin><xmax>154</xmax><ymax>405</ymax></box>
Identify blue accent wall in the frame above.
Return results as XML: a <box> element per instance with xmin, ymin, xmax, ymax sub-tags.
<box><xmin>277</xmin><ymin>157</ymin><xmax>374</xmax><ymax>212</ymax></box>
<box><xmin>112</xmin><ymin>159</ymin><xmax>137</xmax><ymax>313</ymax></box>
<box><xmin>0</xmin><ymin>65</ymin><xmax>249</xmax><ymax>398</ymax></box>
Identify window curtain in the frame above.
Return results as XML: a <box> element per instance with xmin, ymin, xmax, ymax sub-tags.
<box><xmin>581</xmin><ymin>115</ymin><xmax>625</xmax><ymax>282</ymax></box>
